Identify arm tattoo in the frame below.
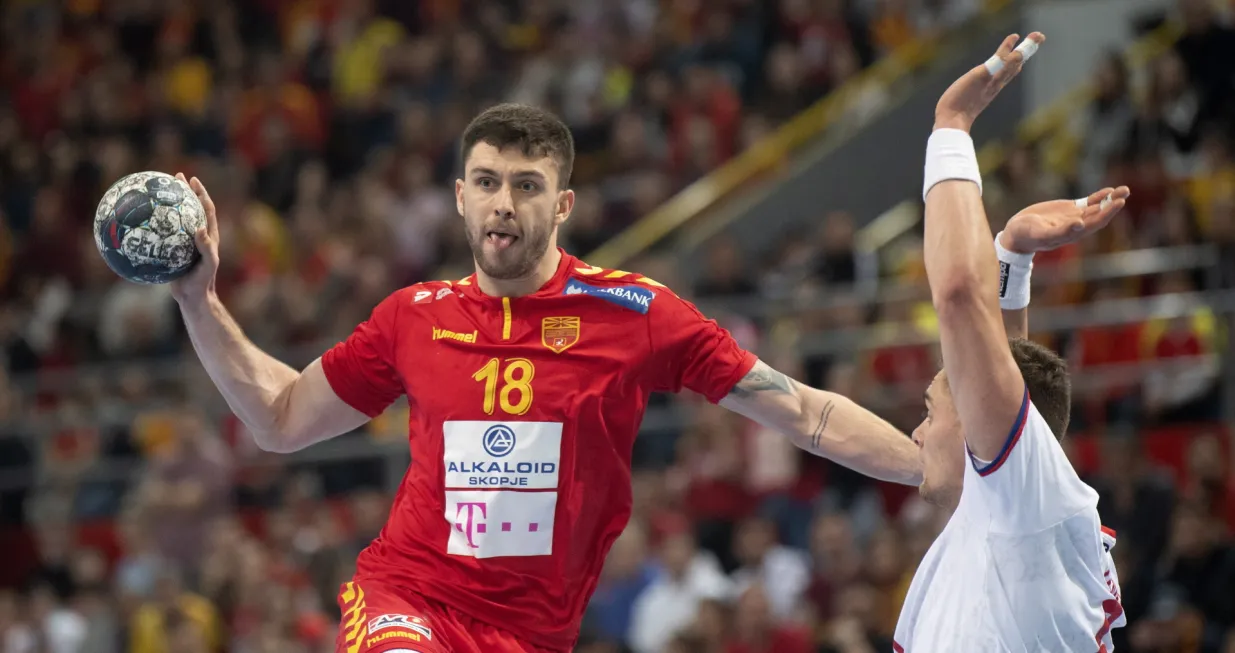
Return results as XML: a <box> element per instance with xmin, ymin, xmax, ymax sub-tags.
<box><xmin>728</xmin><ymin>363</ymin><xmax>795</xmax><ymax>399</ymax></box>
<box><xmin>810</xmin><ymin>400</ymin><xmax>835</xmax><ymax>449</ymax></box>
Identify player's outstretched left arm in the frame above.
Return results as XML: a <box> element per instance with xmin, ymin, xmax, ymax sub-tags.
<box><xmin>720</xmin><ymin>362</ymin><xmax>921</xmax><ymax>485</ymax></box>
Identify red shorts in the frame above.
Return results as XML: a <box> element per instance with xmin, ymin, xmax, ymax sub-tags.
<box><xmin>334</xmin><ymin>580</ymin><xmax>550</xmax><ymax>653</ymax></box>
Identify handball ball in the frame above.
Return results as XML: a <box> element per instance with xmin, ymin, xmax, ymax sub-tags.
<box><xmin>93</xmin><ymin>171</ymin><xmax>205</xmax><ymax>284</ymax></box>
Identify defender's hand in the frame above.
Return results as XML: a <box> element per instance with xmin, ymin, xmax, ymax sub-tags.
<box><xmin>1000</xmin><ymin>186</ymin><xmax>1130</xmax><ymax>254</ymax></box>
<box><xmin>169</xmin><ymin>173</ymin><xmax>221</xmax><ymax>305</ymax></box>
<box><xmin>935</xmin><ymin>32</ymin><xmax>1045</xmax><ymax>132</ymax></box>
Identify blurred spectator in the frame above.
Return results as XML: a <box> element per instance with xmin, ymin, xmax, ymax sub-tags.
<box><xmin>911</xmin><ymin>0</ymin><xmax>980</xmax><ymax>36</ymax></box>
<box><xmin>584</xmin><ymin>521</ymin><xmax>657</xmax><ymax>643</ymax></box>
<box><xmin>820</xmin><ymin>582</ymin><xmax>895</xmax><ymax>653</ymax></box>
<box><xmin>870</xmin><ymin>0</ymin><xmax>916</xmax><ymax>56</ymax></box>
<box><xmin>985</xmin><ymin>142</ymin><xmax>1066</xmax><ymax>224</ymax></box>
<box><xmin>729</xmin><ymin>517</ymin><xmax>810</xmax><ymax>621</ymax></box>
<box><xmin>725</xmin><ymin>585</ymin><xmax>812</xmax><ymax>653</ymax></box>
<box><xmin>628</xmin><ymin>527</ymin><xmax>732</xmax><ymax>653</ymax></box>
<box><xmin>25</xmin><ymin>522</ymin><xmax>78</xmax><ymax>602</ymax></box>
<box><xmin>1141</xmin><ymin>275</ymin><xmax>1221</xmax><ymax>424</ymax></box>
<box><xmin>1128</xmin><ymin>50</ymin><xmax>1210</xmax><ymax>179</ymax></box>
<box><xmin>1174</xmin><ymin>0</ymin><xmax>1235</xmax><ymax>115</ymax></box>
<box><xmin>128</xmin><ymin>569</ymin><xmax>220</xmax><ymax>653</ymax></box>
<box><xmin>1077</xmin><ymin>50</ymin><xmax>1137</xmax><ymax>193</ymax></box>
<box><xmin>814</xmin><ymin>211</ymin><xmax>860</xmax><ymax>286</ymax></box>
<box><xmin>131</xmin><ymin>409</ymin><xmax>233</xmax><ymax>569</ymax></box>
<box><xmin>113</xmin><ymin>510</ymin><xmax>164</xmax><ymax>606</ymax></box>
<box><xmin>69</xmin><ymin>548</ymin><xmax>120</xmax><ymax>653</ymax></box>
<box><xmin>1140</xmin><ymin>500</ymin><xmax>1235</xmax><ymax>652</ymax></box>
<box><xmin>1086</xmin><ymin>436</ymin><xmax>1177</xmax><ymax>581</ymax></box>
<box><xmin>695</xmin><ymin>236</ymin><xmax>758</xmax><ymax>299</ymax></box>
<box><xmin>806</xmin><ymin>513</ymin><xmax>865</xmax><ymax>623</ymax></box>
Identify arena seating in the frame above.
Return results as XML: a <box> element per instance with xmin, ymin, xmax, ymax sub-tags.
<box><xmin>1</xmin><ymin>1</ymin><xmax>1233</xmax><ymax>652</ymax></box>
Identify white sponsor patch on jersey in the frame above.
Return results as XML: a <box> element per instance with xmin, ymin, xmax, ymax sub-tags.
<box><xmin>444</xmin><ymin>490</ymin><xmax>557</xmax><ymax>558</ymax></box>
<box><xmin>442</xmin><ymin>421</ymin><xmax>562</xmax><ymax>489</ymax></box>
<box><xmin>441</xmin><ymin>421</ymin><xmax>562</xmax><ymax>558</ymax></box>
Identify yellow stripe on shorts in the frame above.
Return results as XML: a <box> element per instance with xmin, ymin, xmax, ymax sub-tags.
<box><xmin>341</xmin><ymin>582</ymin><xmax>369</xmax><ymax>653</ymax></box>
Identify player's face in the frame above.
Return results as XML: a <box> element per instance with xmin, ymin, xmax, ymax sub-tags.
<box><xmin>912</xmin><ymin>372</ymin><xmax>966</xmax><ymax>508</ymax></box>
<box><xmin>456</xmin><ymin>142</ymin><xmax>574</xmax><ymax>281</ymax></box>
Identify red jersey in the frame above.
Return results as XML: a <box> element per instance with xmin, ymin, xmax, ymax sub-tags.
<box><xmin>320</xmin><ymin>250</ymin><xmax>756</xmax><ymax>651</ymax></box>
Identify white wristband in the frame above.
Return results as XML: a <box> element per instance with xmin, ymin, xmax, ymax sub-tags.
<box><xmin>994</xmin><ymin>231</ymin><xmax>1034</xmax><ymax>310</ymax></box>
<box><xmin>923</xmin><ymin>129</ymin><xmax>982</xmax><ymax>202</ymax></box>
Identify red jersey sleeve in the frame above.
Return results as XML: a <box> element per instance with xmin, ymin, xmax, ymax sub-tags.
<box><xmin>320</xmin><ymin>292</ymin><xmax>406</xmax><ymax>417</ymax></box>
<box><xmin>647</xmin><ymin>292</ymin><xmax>757</xmax><ymax>403</ymax></box>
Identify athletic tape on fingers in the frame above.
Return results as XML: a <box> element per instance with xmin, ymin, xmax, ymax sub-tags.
<box><xmin>1076</xmin><ymin>193</ymin><xmax>1114</xmax><ymax>210</ymax></box>
<box><xmin>986</xmin><ymin>38</ymin><xmax>1038</xmax><ymax>74</ymax></box>
<box><xmin>1014</xmin><ymin>38</ymin><xmax>1039</xmax><ymax>61</ymax></box>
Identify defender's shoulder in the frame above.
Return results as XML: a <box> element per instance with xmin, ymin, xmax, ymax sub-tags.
<box><xmin>564</xmin><ymin>262</ymin><xmax>680</xmax><ymax>315</ymax></box>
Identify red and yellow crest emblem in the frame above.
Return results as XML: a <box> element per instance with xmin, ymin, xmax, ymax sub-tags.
<box><xmin>542</xmin><ymin>317</ymin><xmax>580</xmax><ymax>354</ymax></box>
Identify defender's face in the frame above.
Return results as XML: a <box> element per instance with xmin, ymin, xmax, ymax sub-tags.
<box><xmin>456</xmin><ymin>142</ymin><xmax>574</xmax><ymax>280</ymax></box>
<box><xmin>912</xmin><ymin>371</ymin><xmax>966</xmax><ymax>507</ymax></box>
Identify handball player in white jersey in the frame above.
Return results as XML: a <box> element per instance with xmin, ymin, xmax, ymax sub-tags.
<box><xmin>894</xmin><ymin>33</ymin><xmax>1132</xmax><ymax>652</ymax></box>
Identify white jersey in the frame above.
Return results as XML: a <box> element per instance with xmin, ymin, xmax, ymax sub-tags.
<box><xmin>894</xmin><ymin>390</ymin><xmax>1126</xmax><ymax>652</ymax></box>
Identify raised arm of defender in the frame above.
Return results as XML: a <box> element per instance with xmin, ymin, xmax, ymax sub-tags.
<box><xmin>171</xmin><ymin>174</ymin><xmax>369</xmax><ymax>453</ymax></box>
<box><xmin>923</xmin><ymin>34</ymin><xmax>1047</xmax><ymax>460</ymax></box>
<box><xmin>922</xmin><ymin>34</ymin><xmax>1131</xmax><ymax>461</ymax></box>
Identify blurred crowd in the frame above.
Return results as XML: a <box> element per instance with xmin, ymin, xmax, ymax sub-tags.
<box><xmin>2</xmin><ymin>0</ymin><xmax>1235</xmax><ymax>652</ymax></box>
<box><xmin>0</xmin><ymin>0</ymin><xmax>980</xmax><ymax>376</ymax></box>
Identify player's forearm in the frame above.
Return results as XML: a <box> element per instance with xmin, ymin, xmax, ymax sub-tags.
<box><xmin>1003</xmin><ymin>307</ymin><xmax>1028</xmax><ymax>339</ymax></box>
<box><xmin>793</xmin><ymin>385</ymin><xmax>922</xmax><ymax>484</ymax></box>
<box><xmin>179</xmin><ymin>293</ymin><xmax>302</xmax><ymax>450</ymax></box>
<box><xmin>721</xmin><ymin>362</ymin><xmax>921</xmax><ymax>485</ymax></box>
<box><xmin>924</xmin><ymin>179</ymin><xmax>1002</xmax><ymax>321</ymax></box>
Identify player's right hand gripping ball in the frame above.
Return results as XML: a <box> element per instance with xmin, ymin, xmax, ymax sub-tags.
<box><xmin>93</xmin><ymin>171</ymin><xmax>206</xmax><ymax>284</ymax></box>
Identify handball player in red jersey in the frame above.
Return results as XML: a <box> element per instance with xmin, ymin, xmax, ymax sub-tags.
<box><xmin>168</xmin><ymin>104</ymin><xmax>922</xmax><ymax>653</ymax></box>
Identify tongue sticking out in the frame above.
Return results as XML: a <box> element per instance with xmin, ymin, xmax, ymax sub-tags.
<box><xmin>487</xmin><ymin>232</ymin><xmax>517</xmax><ymax>251</ymax></box>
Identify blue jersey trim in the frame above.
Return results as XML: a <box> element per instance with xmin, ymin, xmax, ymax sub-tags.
<box><xmin>969</xmin><ymin>386</ymin><xmax>1030</xmax><ymax>476</ymax></box>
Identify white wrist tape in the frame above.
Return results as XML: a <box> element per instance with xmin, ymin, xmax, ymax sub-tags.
<box><xmin>994</xmin><ymin>231</ymin><xmax>1034</xmax><ymax>310</ymax></box>
<box><xmin>923</xmin><ymin>129</ymin><xmax>982</xmax><ymax>201</ymax></box>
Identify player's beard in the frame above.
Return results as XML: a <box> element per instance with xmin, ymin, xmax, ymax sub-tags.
<box><xmin>466</xmin><ymin>217</ymin><xmax>553</xmax><ymax>281</ymax></box>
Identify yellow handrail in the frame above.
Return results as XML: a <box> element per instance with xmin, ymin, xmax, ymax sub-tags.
<box><xmin>584</xmin><ymin>0</ymin><xmax>1013</xmax><ymax>269</ymax></box>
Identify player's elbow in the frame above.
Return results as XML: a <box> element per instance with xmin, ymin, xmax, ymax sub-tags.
<box><xmin>251</xmin><ymin>380</ymin><xmax>314</xmax><ymax>454</ymax></box>
<box><xmin>931</xmin><ymin>272</ymin><xmax>988</xmax><ymax>321</ymax></box>
<box><xmin>250</xmin><ymin>429</ymin><xmax>305</xmax><ymax>454</ymax></box>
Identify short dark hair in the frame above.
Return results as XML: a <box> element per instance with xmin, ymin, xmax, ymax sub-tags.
<box><xmin>1008</xmin><ymin>337</ymin><xmax>1071</xmax><ymax>440</ymax></box>
<box><xmin>459</xmin><ymin>103</ymin><xmax>575</xmax><ymax>187</ymax></box>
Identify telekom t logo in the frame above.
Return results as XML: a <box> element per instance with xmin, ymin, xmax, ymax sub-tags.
<box><xmin>453</xmin><ymin>501</ymin><xmax>540</xmax><ymax>549</ymax></box>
